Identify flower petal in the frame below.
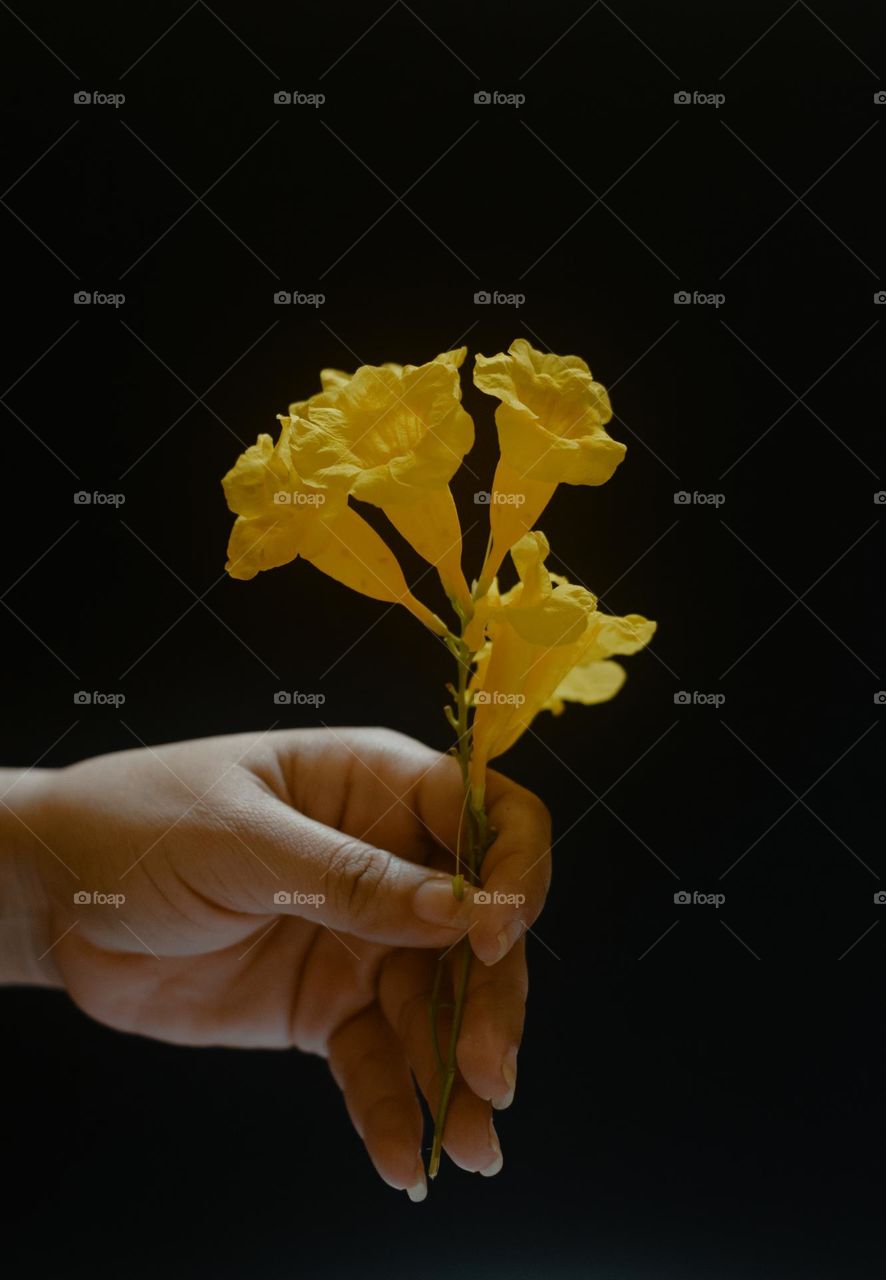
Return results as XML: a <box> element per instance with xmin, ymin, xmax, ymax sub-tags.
<box><xmin>544</xmin><ymin>659</ymin><xmax>627</xmax><ymax>714</ymax></box>
<box><xmin>382</xmin><ymin>486</ymin><xmax>471</xmax><ymax>609</ymax></box>
<box><xmin>225</xmin><ymin>509</ymin><xmax>332</xmax><ymax>580</ymax></box>
<box><xmin>305</xmin><ymin>505</ymin><xmax>446</xmax><ymax>634</ymax></box>
<box><xmin>467</xmin><ymin>532</ymin><xmax>656</xmax><ymax>796</ymax></box>
<box><xmin>289</xmin><ymin>353</ymin><xmax>474</xmax><ymax>503</ymax></box>
<box><xmin>473</xmin><ymin>340</ymin><xmax>625</xmax><ymax>587</ymax></box>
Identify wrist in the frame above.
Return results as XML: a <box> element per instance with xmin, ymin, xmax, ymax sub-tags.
<box><xmin>0</xmin><ymin>768</ymin><xmax>60</xmax><ymax>987</ymax></box>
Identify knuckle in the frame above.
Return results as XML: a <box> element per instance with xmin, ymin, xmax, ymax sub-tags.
<box><xmin>526</xmin><ymin>788</ymin><xmax>552</xmax><ymax>835</ymax></box>
<box><xmin>329</xmin><ymin>839</ymin><xmax>391</xmax><ymax>922</ymax></box>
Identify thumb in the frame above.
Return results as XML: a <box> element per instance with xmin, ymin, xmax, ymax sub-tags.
<box><xmin>219</xmin><ymin>800</ymin><xmax>477</xmax><ymax>949</ymax></box>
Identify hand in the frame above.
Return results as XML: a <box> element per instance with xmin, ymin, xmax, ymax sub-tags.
<box><xmin>2</xmin><ymin>728</ymin><xmax>551</xmax><ymax>1199</ymax></box>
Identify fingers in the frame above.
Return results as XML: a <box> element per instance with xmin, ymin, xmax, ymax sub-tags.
<box><xmin>278</xmin><ymin>752</ymin><xmax>550</xmax><ymax>966</ymax></box>
<box><xmin>466</xmin><ymin>772</ymin><xmax>552</xmax><ymax>966</ymax></box>
<box><xmin>328</xmin><ymin>1005</ymin><xmax>427</xmax><ymax>1201</ymax></box>
<box><xmin>379</xmin><ymin>948</ymin><xmax>503</xmax><ymax>1176</ymax></box>
<box><xmin>456</xmin><ymin>936</ymin><xmax>527</xmax><ymax>1110</ymax></box>
<box><xmin>203</xmin><ymin>730</ymin><xmax>550</xmax><ymax>962</ymax></box>
<box><xmin>272</xmin><ymin>726</ymin><xmax>466</xmax><ymax>864</ymax></box>
<box><xmin>202</xmin><ymin>785</ymin><xmax>479</xmax><ymax>950</ymax></box>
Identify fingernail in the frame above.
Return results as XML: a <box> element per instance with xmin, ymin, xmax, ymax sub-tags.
<box><xmin>480</xmin><ymin>1118</ymin><xmax>503</xmax><ymax>1178</ymax></box>
<box><xmin>413</xmin><ymin>878</ymin><xmax>473</xmax><ymax>928</ymax></box>
<box><xmin>480</xmin><ymin>918</ymin><xmax>524</xmax><ymax>967</ymax></box>
<box><xmin>493</xmin><ymin>1046</ymin><xmax>518</xmax><ymax>1111</ymax></box>
<box><xmin>406</xmin><ymin>1156</ymin><xmax>427</xmax><ymax>1203</ymax></box>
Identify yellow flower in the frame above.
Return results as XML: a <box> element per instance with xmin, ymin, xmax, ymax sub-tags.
<box><xmin>473</xmin><ymin>339</ymin><xmax>625</xmax><ymax>590</ymax></box>
<box><xmin>468</xmin><ymin>531</ymin><xmax>655</xmax><ymax>799</ymax></box>
<box><xmin>222</xmin><ymin>420</ymin><xmax>445</xmax><ymax>635</ymax></box>
<box><xmin>286</xmin><ymin>349</ymin><xmax>473</xmax><ymax>608</ymax></box>
<box><xmin>222</xmin><ymin>426</ymin><xmax>342</xmax><ymax>577</ymax></box>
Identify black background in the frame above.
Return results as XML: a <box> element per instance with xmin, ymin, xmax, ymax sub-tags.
<box><xmin>2</xmin><ymin>1</ymin><xmax>884</xmax><ymax>1276</ymax></box>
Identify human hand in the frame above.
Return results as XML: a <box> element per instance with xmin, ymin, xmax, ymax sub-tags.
<box><xmin>2</xmin><ymin>728</ymin><xmax>551</xmax><ymax>1199</ymax></box>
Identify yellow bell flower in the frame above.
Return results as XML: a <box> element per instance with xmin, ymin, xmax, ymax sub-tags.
<box><xmin>222</xmin><ymin>421</ymin><xmax>446</xmax><ymax>635</ymax></box>
<box><xmin>473</xmin><ymin>339</ymin><xmax>626</xmax><ymax>591</ymax></box>
<box><xmin>286</xmin><ymin>349</ymin><xmax>473</xmax><ymax>609</ymax></box>
<box><xmin>468</xmin><ymin>531</ymin><xmax>655</xmax><ymax>800</ymax></box>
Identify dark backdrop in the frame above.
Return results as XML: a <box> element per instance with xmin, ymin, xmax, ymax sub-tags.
<box><xmin>2</xmin><ymin>2</ymin><xmax>884</xmax><ymax>1276</ymax></box>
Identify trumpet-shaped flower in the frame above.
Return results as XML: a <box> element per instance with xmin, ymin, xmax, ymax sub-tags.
<box><xmin>473</xmin><ymin>339</ymin><xmax>625</xmax><ymax>590</ymax></box>
<box><xmin>286</xmin><ymin>349</ymin><xmax>473</xmax><ymax>607</ymax></box>
<box><xmin>222</xmin><ymin>421</ymin><xmax>445</xmax><ymax>635</ymax></box>
<box><xmin>468</xmin><ymin>531</ymin><xmax>655</xmax><ymax>799</ymax></box>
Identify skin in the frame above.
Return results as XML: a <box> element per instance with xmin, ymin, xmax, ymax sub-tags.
<box><xmin>0</xmin><ymin>727</ymin><xmax>551</xmax><ymax>1201</ymax></box>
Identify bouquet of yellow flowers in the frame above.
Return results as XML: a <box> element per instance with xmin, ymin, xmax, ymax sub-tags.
<box><xmin>222</xmin><ymin>337</ymin><xmax>655</xmax><ymax>1180</ymax></box>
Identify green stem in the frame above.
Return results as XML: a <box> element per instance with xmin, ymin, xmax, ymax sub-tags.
<box><xmin>428</xmin><ymin>626</ymin><xmax>488</xmax><ymax>1179</ymax></box>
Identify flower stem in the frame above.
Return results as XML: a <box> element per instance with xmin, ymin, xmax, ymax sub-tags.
<box><xmin>428</xmin><ymin>627</ymin><xmax>488</xmax><ymax>1179</ymax></box>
